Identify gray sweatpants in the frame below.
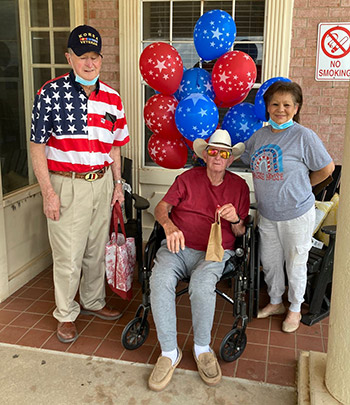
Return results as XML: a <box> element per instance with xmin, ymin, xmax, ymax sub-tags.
<box><xmin>150</xmin><ymin>240</ymin><xmax>233</xmax><ymax>352</ymax></box>
<box><xmin>258</xmin><ymin>206</ymin><xmax>315</xmax><ymax>312</ymax></box>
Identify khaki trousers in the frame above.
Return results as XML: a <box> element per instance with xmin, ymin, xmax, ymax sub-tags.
<box><xmin>48</xmin><ymin>169</ymin><xmax>113</xmax><ymax>322</ymax></box>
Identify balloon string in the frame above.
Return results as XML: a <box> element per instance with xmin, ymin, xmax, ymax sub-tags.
<box><xmin>182</xmin><ymin>137</ymin><xmax>206</xmax><ymax>167</ymax></box>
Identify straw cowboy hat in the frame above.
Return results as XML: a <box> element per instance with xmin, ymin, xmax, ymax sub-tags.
<box><xmin>193</xmin><ymin>129</ymin><xmax>245</xmax><ymax>161</ymax></box>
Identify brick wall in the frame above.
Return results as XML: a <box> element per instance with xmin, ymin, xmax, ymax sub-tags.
<box><xmin>84</xmin><ymin>0</ymin><xmax>120</xmax><ymax>91</ymax></box>
<box><xmin>290</xmin><ymin>0</ymin><xmax>349</xmax><ymax>164</ymax></box>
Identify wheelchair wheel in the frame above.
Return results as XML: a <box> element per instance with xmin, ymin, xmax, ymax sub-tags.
<box><xmin>219</xmin><ymin>328</ymin><xmax>247</xmax><ymax>362</ymax></box>
<box><xmin>121</xmin><ymin>317</ymin><xmax>150</xmax><ymax>350</ymax></box>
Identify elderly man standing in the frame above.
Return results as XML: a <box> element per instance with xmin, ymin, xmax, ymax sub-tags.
<box><xmin>148</xmin><ymin>129</ymin><xmax>250</xmax><ymax>391</ymax></box>
<box><xmin>30</xmin><ymin>25</ymin><xmax>129</xmax><ymax>343</ymax></box>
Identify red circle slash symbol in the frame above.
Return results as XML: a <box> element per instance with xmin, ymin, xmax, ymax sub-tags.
<box><xmin>321</xmin><ymin>26</ymin><xmax>350</xmax><ymax>59</ymax></box>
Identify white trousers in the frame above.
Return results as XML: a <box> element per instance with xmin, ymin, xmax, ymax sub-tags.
<box><xmin>258</xmin><ymin>206</ymin><xmax>315</xmax><ymax>312</ymax></box>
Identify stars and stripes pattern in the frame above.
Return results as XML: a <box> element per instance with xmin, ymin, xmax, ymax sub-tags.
<box><xmin>31</xmin><ymin>71</ymin><xmax>129</xmax><ymax>172</ymax></box>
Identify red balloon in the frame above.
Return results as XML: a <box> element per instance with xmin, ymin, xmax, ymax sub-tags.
<box><xmin>144</xmin><ymin>94</ymin><xmax>182</xmax><ymax>140</ymax></box>
<box><xmin>212</xmin><ymin>51</ymin><xmax>257</xmax><ymax>105</ymax></box>
<box><xmin>139</xmin><ymin>42</ymin><xmax>183</xmax><ymax>95</ymax></box>
<box><xmin>148</xmin><ymin>133</ymin><xmax>188</xmax><ymax>169</ymax></box>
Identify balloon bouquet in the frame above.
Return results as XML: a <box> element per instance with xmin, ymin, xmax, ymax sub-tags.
<box><xmin>139</xmin><ymin>9</ymin><xmax>290</xmax><ymax>169</ymax></box>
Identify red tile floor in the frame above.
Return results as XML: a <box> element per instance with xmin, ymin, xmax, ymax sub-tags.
<box><xmin>0</xmin><ymin>265</ymin><xmax>328</xmax><ymax>387</ymax></box>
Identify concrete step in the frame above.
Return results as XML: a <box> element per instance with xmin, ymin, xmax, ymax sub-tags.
<box><xmin>297</xmin><ymin>351</ymin><xmax>342</xmax><ymax>405</ymax></box>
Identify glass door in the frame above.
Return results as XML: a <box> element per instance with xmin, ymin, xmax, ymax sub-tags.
<box><xmin>0</xmin><ymin>0</ymin><xmax>28</xmax><ymax>194</ymax></box>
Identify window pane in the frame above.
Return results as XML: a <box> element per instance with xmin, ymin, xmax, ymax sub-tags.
<box><xmin>55</xmin><ymin>67</ymin><xmax>70</xmax><ymax>78</ymax></box>
<box><xmin>53</xmin><ymin>0</ymin><xmax>70</xmax><ymax>27</ymax></box>
<box><xmin>143</xmin><ymin>2</ymin><xmax>170</xmax><ymax>41</ymax></box>
<box><xmin>233</xmin><ymin>42</ymin><xmax>262</xmax><ymax>82</ymax></box>
<box><xmin>173</xmin><ymin>2</ymin><xmax>200</xmax><ymax>40</ymax></box>
<box><xmin>235</xmin><ymin>0</ymin><xmax>265</xmax><ymax>40</ymax></box>
<box><xmin>33</xmin><ymin>68</ymin><xmax>51</xmax><ymax>94</ymax></box>
<box><xmin>0</xmin><ymin>0</ymin><xmax>28</xmax><ymax>194</ymax></box>
<box><xmin>54</xmin><ymin>31</ymin><xmax>69</xmax><ymax>64</ymax></box>
<box><xmin>32</xmin><ymin>31</ymin><xmax>50</xmax><ymax>63</ymax></box>
<box><xmin>30</xmin><ymin>0</ymin><xmax>49</xmax><ymax>27</ymax></box>
<box><xmin>203</xmin><ymin>1</ymin><xmax>233</xmax><ymax>14</ymax></box>
<box><xmin>173</xmin><ymin>42</ymin><xmax>200</xmax><ymax>69</ymax></box>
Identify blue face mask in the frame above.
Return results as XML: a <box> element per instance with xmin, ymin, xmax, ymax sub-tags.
<box><xmin>75</xmin><ymin>73</ymin><xmax>99</xmax><ymax>86</ymax></box>
<box><xmin>268</xmin><ymin>118</ymin><xmax>294</xmax><ymax>130</ymax></box>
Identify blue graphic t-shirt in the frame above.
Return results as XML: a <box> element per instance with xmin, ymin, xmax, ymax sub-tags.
<box><xmin>241</xmin><ymin>122</ymin><xmax>332</xmax><ymax>221</ymax></box>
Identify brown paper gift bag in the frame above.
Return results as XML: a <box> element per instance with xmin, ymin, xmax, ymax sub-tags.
<box><xmin>205</xmin><ymin>212</ymin><xmax>225</xmax><ymax>262</ymax></box>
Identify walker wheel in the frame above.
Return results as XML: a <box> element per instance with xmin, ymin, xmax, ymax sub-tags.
<box><xmin>219</xmin><ymin>328</ymin><xmax>247</xmax><ymax>362</ymax></box>
<box><xmin>121</xmin><ymin>317</ymin><xmax>149</xmax><ymax>350</ymax></box>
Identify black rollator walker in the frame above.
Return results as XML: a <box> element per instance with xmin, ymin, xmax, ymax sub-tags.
<box><xmin>121</xmin><ymin>215</ymin><xmax>259</xmax><ymax>362</ymax></box>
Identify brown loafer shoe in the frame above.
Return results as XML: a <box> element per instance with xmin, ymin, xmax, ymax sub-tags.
<box><xmin>257</xmin><ymin>303</ymin><xmax>286</xmax><ymax>319</ymax></box>
<box><xmin>80</xmin><ymin>305</ymin><xmax>123</xmax><ymax>320</ymax></box>
<box><xmin>148</xmin><ymin>348</ymin><xmax>182</xmax><ymax>392</ymax></box>
<box><xmin>193</xmin><ymin>349</ymin><xmax>222</xmax><ymax>386</ymax></box>
<box><xmin>57</xmin><ymin>322</ymin><xmax>78</xmax><ymax>343</ymax></box>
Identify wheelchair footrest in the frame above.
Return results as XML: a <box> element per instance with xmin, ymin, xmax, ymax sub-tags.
<box><xmin>301</xmin><ymin>309</ymin><xmax>329</xmax><ymax>326</ymax></box>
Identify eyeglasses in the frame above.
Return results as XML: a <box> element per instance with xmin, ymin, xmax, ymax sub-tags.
<box><xmin>206</xmin><ymin>148</ymin><xmax>231</xmax><ymax>159</ymax></box>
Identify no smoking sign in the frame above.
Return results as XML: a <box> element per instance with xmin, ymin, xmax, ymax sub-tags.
<box><xmin>316</xmin><ymin>22</ymin><xmax>350</xmax><ymax>81</ymax></box>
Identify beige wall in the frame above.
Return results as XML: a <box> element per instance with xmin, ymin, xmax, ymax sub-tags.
<box><xmin>0</xmin><ymin>185</ymin><xmax>52</xmax><ymax>302</ymax></box>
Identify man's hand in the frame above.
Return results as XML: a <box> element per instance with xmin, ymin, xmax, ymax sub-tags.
<box><xmin>217</xmin><ymin>203</ymin><xmax>239</xmax><ymax>224</ymax></box>
<box><xmin>163</xmin><ymin>222</ymin><xmax>185</xmax><ymax>254</ymax></box>
<box><xmin>43</xmin><ymin>189</ymin><xmax>60</xmax><ymax>221</ymax></box>
<box><xmin>111</xmin><ymin>183</ymin><xmax>124</xmax><ymax>206</ymax></box>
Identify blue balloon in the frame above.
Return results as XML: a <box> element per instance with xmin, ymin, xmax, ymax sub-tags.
<box><xmin>222</xmin><ymin>102</ymin><xmax>263</xmax><ymax>143</ymax></box>
<box><xmin>175</xmin><ymin>93</ymin><xmax>219</xmax><ymax>141</ymax></box>
<box><xmin>254</xmin><ymin>77</ymin><xmax>291</xmax><ymax>121</ymax></box>
<box><xmin>176</xmin><ymin>68</ymin><xmax>215</xmax><ymax>101</ymax></box>
<box><xmin>194</xmin><ymin>9</ymin><xmax>236</xmax><ymax>61</ymax></box>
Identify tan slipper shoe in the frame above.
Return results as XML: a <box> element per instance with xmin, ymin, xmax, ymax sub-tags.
<box><xmin>257</xmin><ymin>303</ymin><xmax>286</xmax><ymax>319</ymax></box>
<box><xmin>148</xmin><ymin>348</ymin><xmax>182</xmax><ymax>391</ymax></box>
<box><xmin>282</xmin><ymin>313</ymin><xmax>302</xmax><ymax>333</ymax></box>
<box><xmin>193</xmin><ymin>349</ymin><xmax>222</xmax><ymax>386</ymax></box>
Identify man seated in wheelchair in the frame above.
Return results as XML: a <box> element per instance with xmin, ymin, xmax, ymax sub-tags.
<box><xmin>148</xmin><ymin>129</ymin><xmax>250</xmax><ymax>391</ymax></box>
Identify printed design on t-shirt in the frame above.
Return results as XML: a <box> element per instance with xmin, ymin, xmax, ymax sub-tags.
<box><xmin>250</xmin><ymin>144</ymin><xmax>284</xmax><ymax>181</ymax></box>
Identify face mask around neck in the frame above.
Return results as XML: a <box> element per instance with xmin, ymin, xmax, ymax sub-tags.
<box><xmin>268</xmin><ymin>118</ymin><xmax>294</xmax><ymax>130</ymax></box>
<box><xmin>75</xmin><ymin>73</ymin><xmax>99</xmax><ymax>86</ymax></box>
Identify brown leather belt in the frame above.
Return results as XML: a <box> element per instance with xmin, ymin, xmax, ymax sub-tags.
<box><xmin>49</xmin><ymin>166</ymin><xmax>109</xmax><ymax>182</ymax></box>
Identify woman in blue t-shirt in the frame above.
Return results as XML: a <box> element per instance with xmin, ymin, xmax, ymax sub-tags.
<box><xmin>241</xmin><ymin>81</ymin><xmax>335</xmax><ymax>333</ymax></box>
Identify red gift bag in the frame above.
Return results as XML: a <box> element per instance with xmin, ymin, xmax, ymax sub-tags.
<box><xmin>105</xmin><ymin>202</ymin><xmax>136</xmax><ymax>300</ymax></box>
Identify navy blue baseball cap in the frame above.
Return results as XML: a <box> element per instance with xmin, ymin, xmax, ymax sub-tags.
<box><xmin>67</xmin><ymin>25</ymin><xmax>102</xmax><ymax>56</ymax></box>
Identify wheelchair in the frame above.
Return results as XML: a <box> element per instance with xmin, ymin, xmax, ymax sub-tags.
<box><xmin>121</xmin><ymin>215</ymin><xmax>259</xmax><ymax>362</ymax></box>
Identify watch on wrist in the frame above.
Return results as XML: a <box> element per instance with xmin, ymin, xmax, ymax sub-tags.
<box><xmin>231</xmin><ymin>214</ymin><xmax>241</xmax><ymax>225</ymax></box>
<box><xmin>114</xmin><ymin>179</ymin><xmax>122</xmax><ymax>185</ymax></box>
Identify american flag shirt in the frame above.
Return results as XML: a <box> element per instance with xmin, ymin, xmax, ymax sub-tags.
<box><xmin>31</xmin><ymin>70</ymin><xmax>129</xmax><ymax>172</ymax></box>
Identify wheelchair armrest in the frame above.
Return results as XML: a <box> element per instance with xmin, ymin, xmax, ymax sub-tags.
<box><xmin>320</xmin><ymin>225</ymin><xmax>336</xmax><ymax>236</ymax></box>
<box><xmin>131</xmin><ymin>193</ymin><xmax>150</xmax><ymax>211</ymax></box>
<box><xmin>244</xmin><ymin>215</ymin><xmax>254</xmax><ymax>228</ymax></box>
<box><xmin>249</xmin><ymin>202</ymin><xmax>258</xmax><ymax>210</ymax></box>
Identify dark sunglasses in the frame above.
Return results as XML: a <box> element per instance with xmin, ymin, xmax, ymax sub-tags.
<box><xmin>206</xmin><ymin>148</ymin><xmax>231</xmax><ymax>159</ymax></box>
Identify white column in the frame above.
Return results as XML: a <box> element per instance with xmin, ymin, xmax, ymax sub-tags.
<box><xmin>264</xmin><ymin>0</ymin><xmax>294</xmax><ymax>79</ymax></box>
<box><xmin>119</xmin><ymin>0</ymin><xmax>142</xmax><ymax>192</ymax></box>
<box><xmin>325</xmin><ymin>82</ymin><xmax>350</xmax><ymax>404</ymax></box>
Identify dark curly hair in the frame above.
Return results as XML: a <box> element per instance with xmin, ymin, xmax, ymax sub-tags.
<box><xmin>263</xmin><ymin>81</ymin><xmax>303</xmax><ymax>123</ymax></box>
